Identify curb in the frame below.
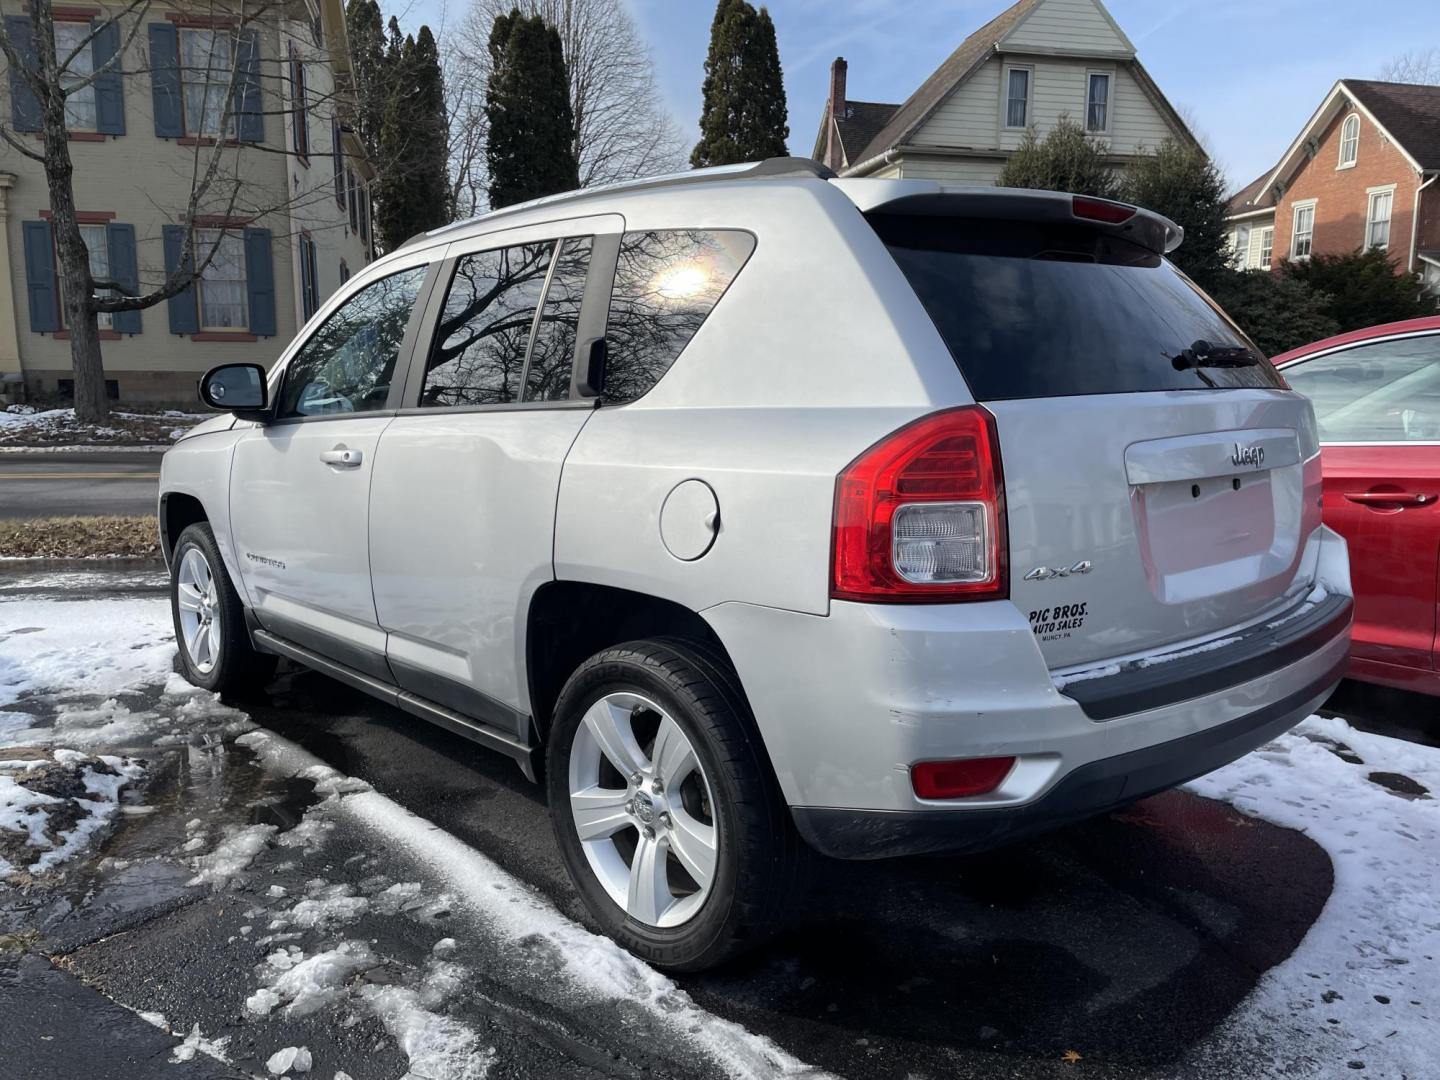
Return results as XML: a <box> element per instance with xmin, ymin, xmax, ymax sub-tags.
<box><xmin>0</xmin><ymin>556</ymin><xmax>166</xmax><ymax>575</ymax></box>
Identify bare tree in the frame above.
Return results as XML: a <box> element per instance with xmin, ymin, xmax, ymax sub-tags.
<box><xmin>0</xmin><ymin>0</ymin><xmax>369</xmax><ymax>421</ymax></box>
<box><xmin>1380</xmin><ymin>48</ymin><xmax>1440</xmax><ymax>85</ymax></box>
<box><xmin>453</xmin><ymin>0</ymin><xmax>685</xmax><ymax>213</ymax></box>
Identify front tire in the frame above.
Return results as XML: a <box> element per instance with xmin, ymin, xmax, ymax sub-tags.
<box><xmin>170</xmin><ymin>522</ymin><xmax>274</xmax><ymax>696</ymax></box>
<box><xmin>546</xmin><ymin>639</ymin><xmax>805</xmax><ymax>971</ymax></box>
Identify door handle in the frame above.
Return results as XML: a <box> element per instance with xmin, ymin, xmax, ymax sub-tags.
<box><xmin>320</xmin><ymin>446</ymin><xmax>363</xmax><ymax>468</ymax></box>
<box><xmin>1343</xmin><ymin>491</ymin><xmax>1433</xmax><ymax>507</ymax></box>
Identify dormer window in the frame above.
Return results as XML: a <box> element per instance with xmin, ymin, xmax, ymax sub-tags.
<box><xmin>1338</xmin><ymin>113</ymin><xmax>1359</xmax><ymax>169</ymax></box>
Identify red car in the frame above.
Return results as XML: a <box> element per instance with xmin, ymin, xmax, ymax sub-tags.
<box><xmin>1275</xmin><ymin>315</ymin><xmax>1440</xmax><ymax>694</ymax></box>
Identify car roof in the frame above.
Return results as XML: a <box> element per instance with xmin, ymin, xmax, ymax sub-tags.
<box><xmin>1272</xmin><ymin>314</ymin><xmax>1440</xmax><ymax>365</ymax></box>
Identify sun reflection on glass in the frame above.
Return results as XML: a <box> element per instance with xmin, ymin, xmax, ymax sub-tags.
<box><xmin>653</xmin><ymin>264</ymin><xmax>709</xmax><ymax>299</ymax></box>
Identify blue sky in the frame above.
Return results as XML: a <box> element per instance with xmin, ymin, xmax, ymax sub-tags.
<box><xmin>401</xmin><ymin>0</ymin><xmax>1440</xmax><ymax>193</ymax></box>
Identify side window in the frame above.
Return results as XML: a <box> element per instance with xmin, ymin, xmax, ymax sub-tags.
<box><xmin>603</xmin><ymin>230</ymin><xmax>755</xmax><ymax>405</ymax></box>
<box><xmin>525</xmin><ymin>237</ymin><xmax>591</xmax><ymax>402</ymax></box>
<box><xmin>421</xmin><ymin>242</ymin><xmax>553</xmax><ymax>407</ymax></box>
<box><xmin>277</xmin><ymin>266</ymin><xmax>428</xmax><ymax>418</ymax></box>
<box><xmin>1284</xmin><ymin>335</ymin><xmax>1440</xmax><ymax>442</ymax></box>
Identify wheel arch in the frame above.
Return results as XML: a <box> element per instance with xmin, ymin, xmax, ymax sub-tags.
<box><xmin>159</xmin><ymin>491</ymin><xmax>210</xmax><ymax>566</ymax></box>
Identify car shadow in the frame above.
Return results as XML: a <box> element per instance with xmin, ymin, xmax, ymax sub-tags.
<box><xmin>240</xmin><ymin>664</ymin><xmax>1332</xmax><ymax>1079</ymax></box>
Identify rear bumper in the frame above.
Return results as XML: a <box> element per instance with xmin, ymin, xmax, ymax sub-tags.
<box><xmin>790</xmin><ymin>648</ymin><xmax>1344</xmax><ymax>859</ymax></box>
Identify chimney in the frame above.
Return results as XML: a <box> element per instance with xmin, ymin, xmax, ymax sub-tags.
<box><xmin>829</xmin><ymin>56</ymin><xmax>848</xmax><ymax>120</ymax></box>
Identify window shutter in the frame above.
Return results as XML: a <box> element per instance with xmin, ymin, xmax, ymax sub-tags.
<box><xmin>236</xmin><ymin>31</ymin><xmax>264</xmax><ymax>142</ymax></box>
<box><xmin>21</xmin><ymin>220</ymin><xmax>60</xmax><ymax>333</ymax></box>
<box><xmin>162</xmin><ymin>224</ymin><xmax>198</xmax><ymax>334</ymax></box>
<box><xmin>148</xmin><ymin>23</ymin><xmax>183</xmax><ymax>138</ymax></box>
<box><xmin>92</xmin><ymin>19</ymin><xmax>126</xmax><ymax>135</ymax></box>
<box><xmin>244</xmin><ymin>227</ymin><xmax>276</xmax><ymax>336</ymax></box>
<box><xmin>107</xmin><ymin>223</ymin><xmax>142</xmax><ymax>335</ymax></box>
<box><xmin>332</xmin><ymin>118</ymin><xmax>345</xmax><ymax>207</ymax></box>
<box><xmin>5</xmin><ymin>17</ymin><xmax>41</xmax><ymax>133</ymax></box>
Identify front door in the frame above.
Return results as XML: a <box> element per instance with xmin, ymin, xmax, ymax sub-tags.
<box><xmin>1283</xmin><ymin>330</ymin><xmax>1440</xmax><ymax>672</ymax></box>
<box><xmin>229</xmin><ymin>262</ymin><xmax>432</xmax><ymax>678</ymax></box>
<box><xmin>369</xmin><ymin>224</ymin><xmax>613</xmax><ymax>736</ymax></box>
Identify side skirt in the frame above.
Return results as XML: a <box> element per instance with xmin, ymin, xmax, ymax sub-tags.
<box><xmin>248</xmin><ymin>622</ymin><xmax>541</xmax><ymax>782</ymax></box>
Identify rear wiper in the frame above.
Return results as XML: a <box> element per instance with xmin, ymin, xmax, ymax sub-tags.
<box><xmin>1171</xmin><ymin>339</ymin><xmax>1259</xmax><ymax>371</ymax></box>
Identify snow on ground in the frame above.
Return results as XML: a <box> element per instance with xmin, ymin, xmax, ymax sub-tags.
<box><xmin>0</xmin><ymin>405</ymin><xmax>203</xmax><ymax>447</ymax></box>
<box><xmin>1186</xmin><ymin>716</ymin><xmax>1440</xmax><ymax>1077</ymax></box>
<box><xmin>0</xmin><ymin>750</ymin><xmax>145</xmax><ymax>874</ymax></box>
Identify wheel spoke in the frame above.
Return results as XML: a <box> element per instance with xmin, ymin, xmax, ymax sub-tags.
<box><xmin>668</xmin><ymin>808</ymin><xmax>717</xmax><ymax>890</ymax></box>
<box><xmin>571</xmin><ymin>786</ymin><xmax>632</xmax><ymax>841</ymax></box>
<box><xmin>581</xmin><ymin>698</ymin><xmax>645</xmax><ymax>777</ymax></box>
<box><xmin>206</xmin><ymin>623</ymin><xmax>222</xmax><ymax>664</ymax></box>
<box><xmin>176</xmin><ymin>583</ymin><xmax>204</xmax><ymax>612</ymax></box>
<box><xmin>627</xmin><ymin>833</ymin><xmax>671</xmax><ymax>924</ymax></box>
<box><xmin>650</xmin><ymin>714</ymin><xmax>697</xmax><ymax>787</ymax></box>
<box><xmin>192</xmin><ymin>623</ymin><xmax>211</xmax><ymax>667</ymax></box>
<box><xmin>182</xmin><ymin>617</ymin><xmax>204</xmax><ymax>658</ymax></box>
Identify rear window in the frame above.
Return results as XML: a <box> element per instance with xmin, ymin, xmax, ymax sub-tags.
<box><xmin>870</xmin><ymin>214</ymin><xmax>1285</xmax><ymax>401</ymax></box>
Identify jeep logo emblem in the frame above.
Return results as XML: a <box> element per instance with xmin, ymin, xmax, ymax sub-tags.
<box><xmin>1231</xmin><ymin>442</ymin><xmax>1265</xmax><ymax>468</ymax></box>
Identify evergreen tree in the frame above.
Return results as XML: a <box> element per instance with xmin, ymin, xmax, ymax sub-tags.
<box><xmin>345</xmin><ymin>0</ymin><xmax>388</xmax><ymax>159</ymax></box>
<box><xmin>1281</xmin><ymin>248</ymin><xmax>1432</xmax><ymax>332</ymax></box>
<box><xmin>485</xmin><ymin>9</ymin><xmax>581</xmax><ymax>209</ymax></box>
<box><xmin>691</xmin><ymin>0</ymin><xmax>789</xmax><ymax>168</ymax></box>
<box><xmin>996</xmin><ymin>116</ymin><xmax>1119</xmax><ymax>199</ymax></box>
<box><xmin>373</xmin><ymin>21</ymin><xmax>452</xmax><ymax>249</ymax></box>
<box><xmin>1121</xmin><ymin>138</ymin><xmax>1231</xmax><ymax>292</ymax></box>
<box><xmin>1208</xmin><ymin>271</ymin><xmax>1340</xmax><ymax>357</ymax></box>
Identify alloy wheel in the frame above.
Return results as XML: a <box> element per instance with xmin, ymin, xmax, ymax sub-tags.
<box><xmin>176</xmin><ymin>546</ymin><xmax>222</xmax><ymax>675</ymax></box>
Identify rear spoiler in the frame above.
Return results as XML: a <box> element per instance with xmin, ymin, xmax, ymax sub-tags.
<box><xmin>830</xmin><ymin>180</ymin><xmax>1184</xmax><ymax>256</ymax></box>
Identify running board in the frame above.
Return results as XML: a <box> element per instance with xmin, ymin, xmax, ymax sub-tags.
<box><xmin>251</xmin><ymin>628</ymin><xmax>539</xmax><ymax>781</ymax></box>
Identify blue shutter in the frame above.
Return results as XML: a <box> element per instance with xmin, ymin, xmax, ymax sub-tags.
<box><xmin>5</xmin><ymin>16</ymin><xmax>41</xmax><ymax>132</ymax></box>
<box><xmin>148</xmin><ymin>23</ymin><xmax>183</xmax><ymax>138</ymax></box>
<box><xmin>236</xmin><ymin>31</ymin><xmax>263</xmax><ymax>142</ymax></box>
<box><xmin>162</xmin><ymin>224</ymin><xmax>198</xmax><ymax>335</ymax></box>
<box><xmin>244</xmin><ymin>227</ymin><xmax>276</xmax><ymax>336</ymax></box>
<box><xmin>107</xmin><ymin>223</ymin><xmax>141</xmax><ymax>335</ymax></box>
<box><xmin>21</xmin><ymin>221</ymin><xmax>60</xmax><ymax>333</ymax></box>
<box><xmin>92</xmin><ymin>20</ymin><xmax>125</xmax><ymax>135</ymax></box>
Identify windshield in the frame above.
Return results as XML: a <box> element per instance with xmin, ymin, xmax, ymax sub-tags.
<box><xmin>870</xmin><ymin>214</ymin><xmax>1285</xmax><ymax>401</ymax></box>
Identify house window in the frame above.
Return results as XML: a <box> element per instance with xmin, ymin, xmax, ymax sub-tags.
<box><xmin>1338</xmin><ymin>114</ymin><xmax>1359</xmax><ymax>169</ymax></box>
<box><xmin>299</xmin><ymin>234</ymin><xmax>319</xmax><ymax>320</ymax></box>
<box><xmin>196</xmin><ymin>228</ymin><xmax>248</xmax><ymax>329</ymax></box>
<box><xmin>1005</xmin><ymin>67</ymin><xmax>1030</xmax><ymax>128</ymax></box>
<box><xmin>1085</xmin><ymin>72</ymin><xmax>1110</xmax><ymax>133</ymax></box>
<box><xmin>54</xmin><ymin>21</ymin><xmax>98</xmax><ymax>130</ymax></box>
<box><xmin>78</xmin><ymin>224</ymin><xmax>113</xmax><ymax>329</ymax></box>
<box><xmin>1367</xmin><ymin>189</ymin><xmax>1393</xmax><ymax>250</ymax></box>
<box><xmin>1232</xmin><ymin>225</ymin><xmax>1251</xmax><ymax>269</ymax></box>
<box><xmin>180</xmin><ymin>28</ymin><xmax>237</xmax><ymax>138</ymax></box>
<box><xmin>339</xmin><ymin>260</ymin><xmax>350</xmax><ymax>284</ymax></box>
<box><xmin>289</xmin><ymin>44</ymin><xmax>310</xmax><ymax>161</ymax></box>
<box><xmin>1291</xmin><ymin>203</ymin><xmax>1315</xmax><ymax>260</ymax></box>
<box><xmin>1259</xmin><ymin>226</ymin><xmax>1274</xmax><ymax>268</ymax></box>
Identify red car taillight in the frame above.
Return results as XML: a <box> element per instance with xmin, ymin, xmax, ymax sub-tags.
<box><xmin>831</xmin><ymin>406</ymin><xmax>1008</xmax><ymax>602</ymax></box>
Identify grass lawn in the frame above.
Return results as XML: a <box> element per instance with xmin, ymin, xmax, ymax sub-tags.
<box><xmin>0</xmin><ymin>515</ymin><xmax>160</xmax><ymax>558</ymax></box>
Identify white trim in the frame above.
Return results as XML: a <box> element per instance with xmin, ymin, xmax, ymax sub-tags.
<box><xmin>1366</xmin><ymin>188</ymin><xmax>1395</xmax><ymax>251</ymax></box>
<box><xmin>1412</xmin><ymin>173</ymin><xmax>1437</xmax><ymax>271</ymax></box>
<box><xmin>1225</xmin><ymin>207</ymin><xmax>1277</xmax><ymax>222</ymax></box>
<box><xmin>1001</xmin><ymin>64</ymin><xmax>1034</xmax><ymax>130</ymax></box>
<box><xmin>1367</xmin><ymin>183</ymin><xmax>1399</xmax><ymax>196</ymax></box>
<box><xmin>1084</xmin><ymin>68</ymin><xmax>1113</xmax><ymax>135</ymax></box>
<box><xmin>1337</xmin><ymin>113</ymin><xmax>1359</xmax><ymax>170</ymax></box>
<box><xmin>1259</xmin><ymin>226</ymin><xmax>1274</xmax><ymax>270</ymax></box>
<box><xmin>1290</xmin><ymin>200</ymin><xmax>1316</xmax><ymax>261</ymax></box>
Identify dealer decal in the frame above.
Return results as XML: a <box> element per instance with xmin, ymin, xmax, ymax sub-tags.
<box><xmin>1029</xmin><ymin>602</ymin><xmax>1088</xmax><ymax>641</ymax></box>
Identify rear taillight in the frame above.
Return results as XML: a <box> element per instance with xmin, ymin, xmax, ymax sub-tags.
<box><xmin>832</xmin><ymin>406</ymin><xmax>1007</xmax><ymax>602</ymax></box>
<box><xmin>912</xmin><ymin>756</ymin><xmax>1016</xmax><ymax>799</ymax></box>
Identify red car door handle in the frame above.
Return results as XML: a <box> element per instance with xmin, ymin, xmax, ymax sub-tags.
<box><xmin>1343</xmin><ymin>491</ymin><xmax>1435</xmax><ymax>506</ymax></box>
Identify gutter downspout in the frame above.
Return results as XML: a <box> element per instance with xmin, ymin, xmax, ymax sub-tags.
<box><xmin>842</xmin><ymin>147</ymin><xmax>901</xmax><ymax>180</ymax></box>
<box><xmin>1411</xmin><ymin>171</ymin><xmax>1437</xmax><ymax>273</ymax></box>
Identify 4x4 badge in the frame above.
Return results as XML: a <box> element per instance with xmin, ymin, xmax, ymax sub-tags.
<box><xmin>1023</xmin><ymin>560</ymin><xmax>1093</xmax><ymax>582</ymax></box>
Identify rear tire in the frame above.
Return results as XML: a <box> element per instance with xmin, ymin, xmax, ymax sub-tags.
<box><xmin>546</xmin><ymin>638</ymin><xmax>806</xmax><ymax>971</ymax></box>
<box><xmin>170</xmin><ymin>522</ymin><xmax>275</xmax><ymax>696</ymax></box>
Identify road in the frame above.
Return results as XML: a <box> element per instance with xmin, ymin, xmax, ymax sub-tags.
<box><xmin>0</xmin><ymin>451</ymin><xmax>162</xmax><ymax>519</ymax></box>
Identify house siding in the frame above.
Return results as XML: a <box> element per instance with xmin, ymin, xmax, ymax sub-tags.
<box><xmin>1003</xmin><ymin>0</ymin><xmax>1130</xmax><ymax>54</ymax></box>
<box><xmin>1271</xmin><ymin>105</ymin><xmax>1421</xmax><ymax>269</ymax></box>
<box><xmin>1228</xmin><ymin>215</ymin><xmax>1276</xmax><ymax>270</ymax></box>
<box><xmin>0</xmin><ymin>3</ymin><xmax>372</xmax><ymax>404</ymax></box>
<box><xmin>898</xmin><ymin>157</ymin><xmax>1005</xmax><ymax>184</ymax></box>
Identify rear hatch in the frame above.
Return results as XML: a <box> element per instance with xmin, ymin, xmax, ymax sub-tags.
<box><xmin>870</xmin><ymin>200</ymin><xmax>1322</xmax><ymax>670</ymax></box>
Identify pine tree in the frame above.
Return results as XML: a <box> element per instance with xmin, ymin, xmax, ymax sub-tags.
<box><xmin>373</xmin><ymin>20</ymin><xmax>452</xmax><ymax>249</ymax></box>
<box><xmin>486</xmin><ymin>10</ymin><xmax>581</xmax><ymax>209</ymax></box>
<box><xmin>1121</xmin><ymin>138</ymin><xmax>1231</xmax><ymax>292</ymax></box>
<box><xmin>345</xmin><ymin>0</ymin><xmax>388</xmax><ymax>159</ymax></box>
<box><xmin>996</xmin><ymin>116</ymin><xmax>1119</xmax><ymax>199</ymax></box>
<box><xmin>691</xmin><ymin>0</ymin><xmax>789</xmax><ymax>168</ymax></box>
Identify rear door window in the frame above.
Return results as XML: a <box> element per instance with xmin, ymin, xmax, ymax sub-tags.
<box><xmin>603</xmin><ymin>229</ymin><xmax>755</xmax><ymax>404</ymax></box>
<box><xmin>870</xmin><ymin>214</ymin><xmax>1285</xmax><ymax>401</ymax></box>
<box><xmin>525</xmin><ymin>236</ymin><xmax>591</xmax><ymax>402</ymax></box>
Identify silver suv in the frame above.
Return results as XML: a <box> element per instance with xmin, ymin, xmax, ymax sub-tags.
<box><xmin>161</xmin><ymin>159</ymin><xmax>1353</xmax><ymax>970</ymax></box>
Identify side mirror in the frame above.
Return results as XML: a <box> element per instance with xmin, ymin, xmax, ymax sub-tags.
<box><xmin>199</xmin><ymin>363</ymin><xmax>270</xmax><ymax>422</ymax></box>
<box><xmin>575</xmin><ymin>336</ymin><xmax>607</xmax><ymax>398</ymax></box>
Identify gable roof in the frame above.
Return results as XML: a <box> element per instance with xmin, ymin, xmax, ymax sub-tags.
<box><xmin>1344</xmin><ymin>80</ymin><xmax>1440</xmax><ymax>170</ymax></box>
<box><xmin>814</xmin><ymin>100</ymin><xmax>902</xmax><ymax>167</ymax></box>
<box><xmin>1226</xmin><ymin>169</ymin><xmax>1278</xmax><ymax>218</ymax></box>
<box><xmin>849</xmin><ymin>0</ymin><xmax>1040</xmax><ymax>168</ymax></box>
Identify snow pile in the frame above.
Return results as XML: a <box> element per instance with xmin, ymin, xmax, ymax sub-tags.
<box><xmin>0</xmin><ymin>405</ymin><xmax>203</xmax><ymax>448</ymax></box>
<box><xmin>170</xmin><ymin>1024</ymin><xmax>232</xmax><ymax>1065</ymax></box>
<box><xmin>359</xmin><ymin>959</ymin><xmax>495</xmax><ymax>1080</ymax></box>
<box><xmin>188</xmin><ymin>823</ymin><xmax>278</xmax><ymax>887</ymax></box>
<box><xmin>1187</xmin><ymin>715</ymin><xmax>1440</xmax><ymax>1077</ymax></box>
<box><xmin>246</xmin><ymin>942</ymin><xmax>376</xmax><ymax>1018</ymax></box>
<box><xmin>265</xmin><ymin>1045</ymin><xmax>313</xmax><ymax>1075</ymax></box>
<box><xmin>0</xmin><ymin>749</ymin><xmax>145</xmax><ymax>874</ymax></box>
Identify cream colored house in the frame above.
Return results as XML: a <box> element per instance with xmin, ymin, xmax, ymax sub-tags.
<box><xmin>813</xmin><ymin>0</ymin><xmax>1197</xmax><ymax>183</ymax></box>
<box><xmin>0</xmin><ymin>0</ymin><xmax>375</xmax><ymax>404</ymax></box>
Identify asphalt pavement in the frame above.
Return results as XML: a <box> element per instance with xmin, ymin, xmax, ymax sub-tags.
<box><xmin>0</xmin><ymin>452</ymin><xmax>163</xmax><ymax>519</ymax></box>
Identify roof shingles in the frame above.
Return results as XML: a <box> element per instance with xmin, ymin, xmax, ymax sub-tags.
<box><xmin>1343</xmin><ymin>80</ymin><xmax>1440</xmax><ymax>170</ymax></box>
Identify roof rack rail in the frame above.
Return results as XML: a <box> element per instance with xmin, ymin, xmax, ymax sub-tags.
<box><xmin>399</xmin><ymin>157</ymin><xmax>836</xmax><ymax>251</ymax></box>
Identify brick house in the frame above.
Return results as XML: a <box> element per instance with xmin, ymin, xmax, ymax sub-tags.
<box><xmin>1225</xmin><ymin>79</ymin><xmax>1440</xmax><ymax>303</ymax></box>
<box><xmin>0</xmin><ymin>0</ymin><xmax>376</xmax><ymax>404</ymax></box>
<box><xmin>811</xmin><ymin>0</ymin><xmax>1196</xmax><ymax>184</ymax></box>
